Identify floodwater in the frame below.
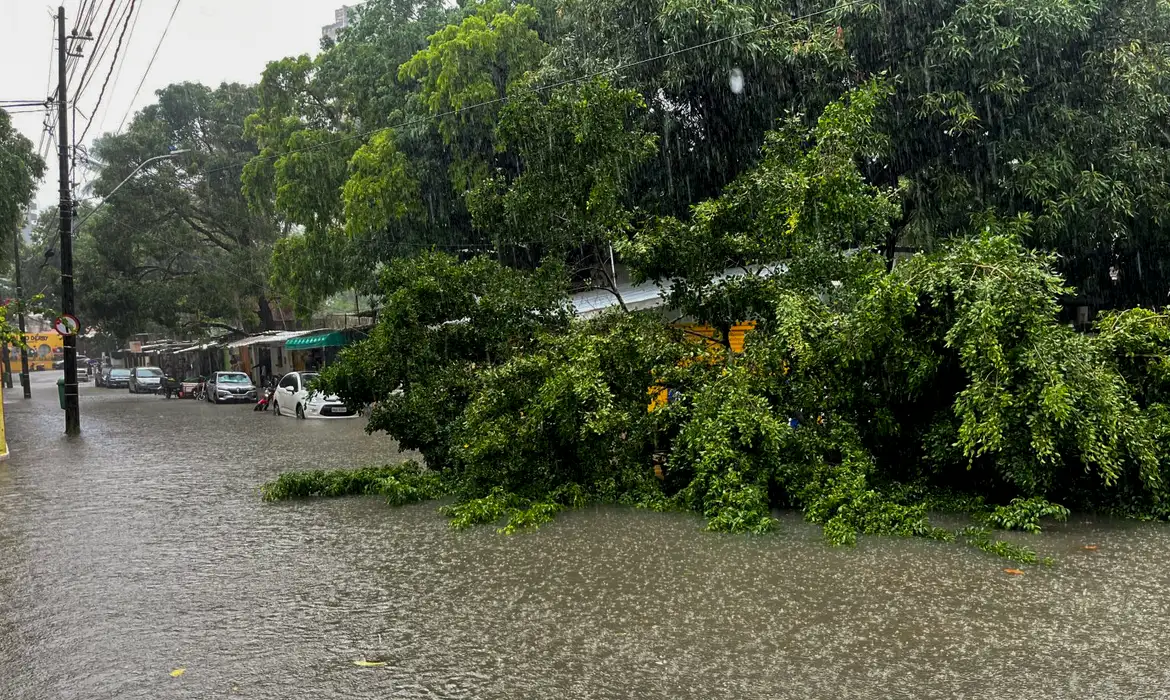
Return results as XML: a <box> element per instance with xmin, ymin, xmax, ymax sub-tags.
<box><xmin>2</xmin><ymin>372</ymin><xmax>1169</xmax><ymax>698</ymax></box>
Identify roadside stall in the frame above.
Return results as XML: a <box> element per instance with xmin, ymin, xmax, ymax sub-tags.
<box><xmin>168</xmin><ymin>341</ymin><xmax>224</xmax><ymax>396</ymax></box>
<box><xmin>227</xmin><ymin>330</ymin><xmax>314</xmax><ymax>387</ymax></box>
<box><xmin>284</xmin><ymin>328</ymin><xmax>366</xmax><ymax>371</ymax></box>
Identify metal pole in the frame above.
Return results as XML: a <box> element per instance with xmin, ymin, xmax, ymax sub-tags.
<box><xmin>57</xmin><ymin>5</ymin><xmax>80</xmax><ymax>435</ymax></box>
<box><xmin>14</xmin><ymin>229</ymin><xmax>30</xmax><ymax>398</ymax></box>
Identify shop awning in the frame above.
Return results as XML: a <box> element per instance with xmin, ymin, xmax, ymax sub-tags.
<box><xmin>227</xmin><ymin>330</ymin><xmax>309</xmax><ymax>349</ymax></box>
<box><xmin>285</xmin><ymin>330</ymin><xmax>349</xmax><ymax>350</ymax></box>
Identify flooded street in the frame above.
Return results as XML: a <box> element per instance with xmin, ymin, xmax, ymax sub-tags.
<box><xmin>1</xmin><ymin>372</ymin><xmax>1169</xmax><ymax>698</ymax></box>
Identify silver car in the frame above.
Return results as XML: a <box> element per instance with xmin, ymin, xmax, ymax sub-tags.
<box><xmin>129</xmin><ymin>366</ymin><xmax>164</xmax><ymax>393</ymax></box>
<box><xmin>205</xmin><ymin>371</ymin><xmax>257</xmax><ymax>404</ymax></box>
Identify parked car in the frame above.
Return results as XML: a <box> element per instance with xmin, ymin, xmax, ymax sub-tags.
<box><xmin>128</xmin><ymin>366</ymin><xmax>164</xmax><ymax>393</ymax></box>
<box><xmin>52</xmin><ymin>356</ymin><xmax>93</xmax><ymax>380</ymax></box>
<box><xmin>205</xmin><ymin>371</ymin><xmax>257</xmax><ymax>404</ymax></box>
<box><xmin>272</xmin><ymin>371</ymin><xmax>357</xmax><ymax>419</ymax></box>
<box><xmin>98</xmin><ymin>367</ymin><xmax>132</xmax><ymax>389</ymax></box>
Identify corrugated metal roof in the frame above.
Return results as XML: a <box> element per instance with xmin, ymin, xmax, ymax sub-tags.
<box><xmin>570</xmin><ymin>265</ymin><xmax>785</xmax><ymax>318</ymax></box>
<box><xmin>226</xmin><ymin>330</ymin><xmax>312</xmax><ymax>349</ymax></box>
<box><xmin>170</xmin><ymin>342</ymin><xmax>219</xmax><ymax>354</ymax></box>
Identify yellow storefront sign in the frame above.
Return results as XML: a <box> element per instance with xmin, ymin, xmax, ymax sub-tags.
<box><xmin>5</xmin><ymin>331</ymin><xmax>63</xmax><ymax>372</ymax></box>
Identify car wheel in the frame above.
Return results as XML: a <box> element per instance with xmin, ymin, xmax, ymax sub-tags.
<box><xmin>296</xmin><ymin>403</ymin><xmax>305</xmax><ymax>420</ymax></box>
<box><xmin>272</xmin><ymin>400</ymin><xmax>280</xmax><ymax>416</ymax></box>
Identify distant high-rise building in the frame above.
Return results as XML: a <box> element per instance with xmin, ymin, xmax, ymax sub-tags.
<box><xmin>322</xmin><ymin>4</ymin><xmax>362</xmax><ymax>42</ymax></box>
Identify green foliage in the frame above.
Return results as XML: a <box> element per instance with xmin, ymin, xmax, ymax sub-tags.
<box><xmin>0</xmin><ymin>110</ymin><xmax>45</xmax><ymax>269</ymax></box>
<box><xmin>959</xmin><ymin>527</ymin><xmax>1039</xmax><ymax>565</ymax></box>
<box><xmin>242</xmin><ymin>0</ymin><xmax>472</xmax><ymax>313</ymax></box>
<box><xmin>618</xmin><ymin>81</ymin><xmax>899</xmax><ymax>337</ymax></box>
<box><xmin>985</xmin><ymin>498</ymin><xmax>1070</xmax><ymax>534</ymax></box>
<box><xmin>245</xmin><ymin>0</ymin><xmax>1170</xmax><ymax>565</ymax></box>
<box><xmin>317</xmin><ymin>251</ymin><xmax>569</xmax><ymax>469</ymax></box>
<box><xmin>260</xmin><ymin>462</ymin><xmax>446</xmax><ymax>504</ymax></box>
<box><xmin>399</xmin><ymin>2</ymin><xmax>548</xmax><ymax>147</ymax></box>
<box><xmin>81</xmin><ymin>82</ymin><xmax>283</xmax><ymax>337</ymax></box>
<box><xmin>454</xmin><ymin>312</ymin><xmax>686</xmax><ymax>495</ymax></box>
<box><xmin>469</xmin><ymin>78</ymin><xmax>657</xmax><ymax>258</ymax></box>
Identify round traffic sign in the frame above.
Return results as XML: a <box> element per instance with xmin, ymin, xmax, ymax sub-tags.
<box><xmin>54</xmin><ymin>314</ymin><xmax>81</xmax><ymax>336</ymax></box>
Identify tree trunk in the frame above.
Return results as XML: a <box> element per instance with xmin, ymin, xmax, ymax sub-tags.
<box><xmin>258</xmin><ymin>294</ymin><xmax>276</xmax><ymax>331</ymax></box>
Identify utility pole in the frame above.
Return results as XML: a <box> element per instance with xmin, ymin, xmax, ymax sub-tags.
<box><xmin>14</xmin><ymin>231</ymin><xmax>30</xmax><ymax>399</ymax></box>
<box><xmin>2</xmin><ymin>341</ymin><xmax>10</xmax><ymax>390</ymax></box>
<box><xmin>57</xmin><ymin>5</ymin><xmax>80</xmax><ymax>435</ymax></box>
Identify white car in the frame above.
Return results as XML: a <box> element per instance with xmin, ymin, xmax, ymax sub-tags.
<box><xmin>272</xmin><ymin>371</ymin><xmax>358</xmax><ymax>419</ymax></box>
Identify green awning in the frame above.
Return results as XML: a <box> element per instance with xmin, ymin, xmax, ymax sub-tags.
<box><xmin>286</xmin><ymin>331</ymin><xmax>348</xmax><ymax>350</ymax></box>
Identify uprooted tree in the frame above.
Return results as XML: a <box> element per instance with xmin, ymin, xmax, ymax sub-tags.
<box><xmin>265</xmin><ymin>85</ymin><xmax>1170</xmax><ymax>561</ymax></box>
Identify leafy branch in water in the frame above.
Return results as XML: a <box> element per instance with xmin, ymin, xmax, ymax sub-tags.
<box><xmin>260</xmin><ymin>463</ymin><xmax>449</xmax><ymax>505</ymax></box>
<box><xmin>983</xmin><ymin>498</ymin><xmax>1070</xmax><ymax>534</ymax></box>
<box><xmin>959</xmin><ymin>527</ymin><xmax>1041</xmax><ymax>565</ymax></box>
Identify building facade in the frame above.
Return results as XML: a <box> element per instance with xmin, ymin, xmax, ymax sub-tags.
<box><xmin>322</xmin><ymin>4</ymin><xmax>362</xmax><ymax>42</ymax></box>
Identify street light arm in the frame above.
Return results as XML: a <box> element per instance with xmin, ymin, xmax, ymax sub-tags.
<box><xmin>73</xmin><ymin>150</ymin><xmax>188</xmax><ymax>231</ymax></box>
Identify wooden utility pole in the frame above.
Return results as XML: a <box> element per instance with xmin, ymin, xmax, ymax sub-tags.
<box><xmin>57</xmin><ymin>5</ymin><xmax>80</xmax><ymax>435</ymax></box>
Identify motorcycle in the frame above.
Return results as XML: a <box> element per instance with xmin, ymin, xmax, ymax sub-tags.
<box><xmin>161</xmin><ymin>376</ymin><xmax>182</xmax><ymax>399</ymax></box>
<box><xmin>254</xmin><ymin>383</ymin><xmax>276</xmax><ymax>412</ymax></box>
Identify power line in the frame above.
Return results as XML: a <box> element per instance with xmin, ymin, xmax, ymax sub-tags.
<box><xmin>38</xmin><ymin>14</ymin><xmax>59</xmax><ymax>160</ymax></box>
<box><xmin>77</xmin><ymin>0</ymin><xmax>131</xmax><ymax>100</ymax></box>
<box><xmin>92</xmin><ymin>0</ymin><xmax>138</xmax><ymax>138</ymax></box>
<box><xmin>116</xmin><ymin>0</ymin><xmax>181</xmax><ymax>134</ymax></box>
<box><xmin>204</xmin><ymin>1</ymin><xmax>866</xmax><ymax>180</ymax></box>
<box><xmin>78</xmin><ymin>1</ymin><xmax>138</xmax><ymax>196</ymax></box>
<box><xmin>74</xmin><ymin>0</ymin><xmax>121</xmax><ymax>102</ymax></box>
<box><xmin>77</xmin><ymin>0</ymin><xmax>136</xmax><ymax>146</ymax></box>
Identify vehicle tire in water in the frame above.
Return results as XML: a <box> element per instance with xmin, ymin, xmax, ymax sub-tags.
<box><xmin>272</xmin><ymin>400</ymin><xmax>279</xmax><ymax>416</ymax></box>
<box><xmin>296</xmin><ymin>404</ymin><xmax>305</xmax><ymax>420</ymax></box>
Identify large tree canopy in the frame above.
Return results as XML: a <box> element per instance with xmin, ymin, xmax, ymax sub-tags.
<box><xmin>80</xmin><ymin>82</ymin><xmax>283</xmax><ymax>336</ymax></box>
<box><xmin>0</xmin><ymin>110</ymin><xmax>45</xmax><ymax>270</ymax></box>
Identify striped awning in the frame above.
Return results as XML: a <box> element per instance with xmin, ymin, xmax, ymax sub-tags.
<box><xmin>285</xmin><ymin>330</ymin><xmax>348</xmax><ymax>350</ymax></box>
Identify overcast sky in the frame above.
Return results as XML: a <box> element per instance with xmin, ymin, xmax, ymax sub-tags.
<box><xmin>2</xmin><ymin>0</ymin><xmax>343</xmax><ymax>212</ymax></box>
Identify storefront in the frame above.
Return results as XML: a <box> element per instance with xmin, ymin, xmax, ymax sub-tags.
<box><xmin>5</xmin><ymin>331</ymin><xmax>63</xmax><ymax>372</ymax></box>
<box><xmin>226</xmin><ymin>330</ymin><xmax>314</xmax><ymax>386</ymax></box>
<box><xmin>284</xmin><ymin>329</ymin><xmax>364</xmax><ymax>371</ymax></box>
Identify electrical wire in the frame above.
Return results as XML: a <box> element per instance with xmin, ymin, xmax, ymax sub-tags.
<box><xmin>116</xmin><ymin>0</ymin><xmax>181</xmax><ymax>134</ymax></box>
<box><xmin>203</xmin><ymin>0</ymin><xmax>866</xmax><ymax>180</ymax></box>
<box><xmin>38</xmin><ymin>13</ymin><xmax>60</xmax><ymax>161</ymax></box>
<box><xmin>76</xmin><ymin>1</ymin><xmax>139</xmax><ymax>198</ymax></box>
<box><xmin>76</xmin><ymin>0</ymin><xmax>131</xmax><ymax>100</ymax></box>
<box><xmin>74</xmin><ymin>0</ymin><xmax>121</xmax><ymax>102</ymax></box>
<box><xmin>77</xmin><ymin>0</ymin><xmax>135</xmax><ymax>145</ymax></box>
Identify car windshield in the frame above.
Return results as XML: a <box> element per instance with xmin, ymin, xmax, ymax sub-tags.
<box><xmin>301</xmin><ymin>373</ymin><xmax>319</xmax><ymax>388</ymax></box>
<box><xmin>137</xmin><ymin>368</ymin><xmax>163</xmax><ymax>377</ymax></box>
<box><xmin>218</xmin><ymin>373</ymin><xmax>250</xmax><ymax>384</ymax></box>
<box><xmin>110</xmin><ymin>369</ymin><xmax>130</xmax><ymax>377</ymax></box>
